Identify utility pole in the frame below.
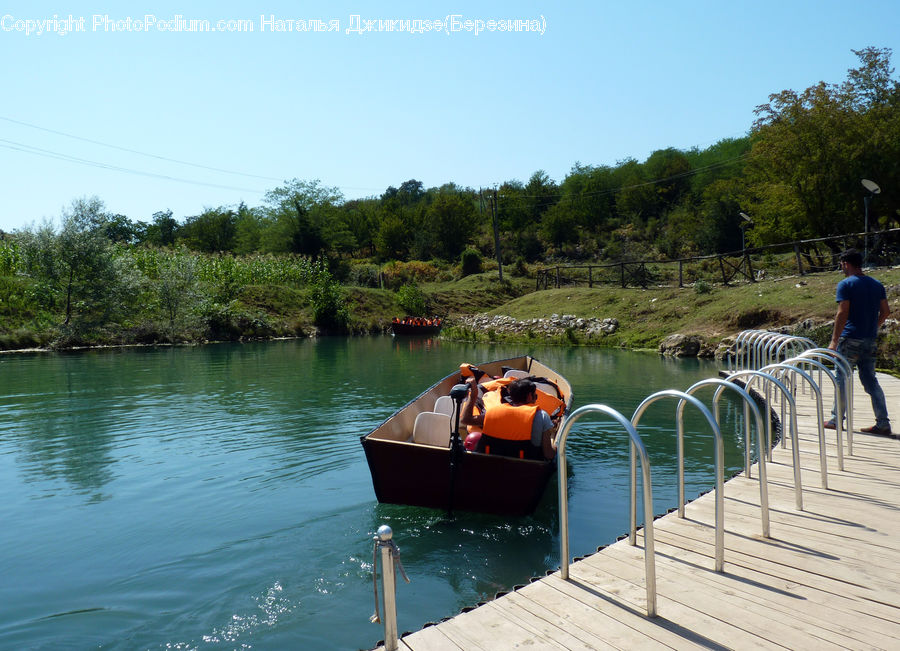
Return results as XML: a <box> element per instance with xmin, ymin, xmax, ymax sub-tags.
<box><xmin>490</xmin><ymin>188</ymin><xmax>503</xmax><ymax>281</ymax></box>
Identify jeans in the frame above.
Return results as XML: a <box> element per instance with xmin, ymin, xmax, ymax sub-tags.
<box><xmin>832</xmin><ymin>337</ymin><xmax>891</xmax><ymax>428</ymax></box>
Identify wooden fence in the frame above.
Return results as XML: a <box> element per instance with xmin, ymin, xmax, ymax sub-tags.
<box><xmin>536</xmin><ymin>228</ymin><xmax>900</xmax><ymax>290</ymax></box>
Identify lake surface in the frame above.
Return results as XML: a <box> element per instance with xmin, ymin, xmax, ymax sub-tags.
<box><xmin>0</xmin><ymin>338</ymin><xmax>749</xmax><ymax>650</ymax></box>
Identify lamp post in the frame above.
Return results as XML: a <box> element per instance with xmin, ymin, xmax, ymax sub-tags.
<box><xmin>861</xmin><ymin>179</ymin><xmax>880</xmax><ymax>265</ymax></box>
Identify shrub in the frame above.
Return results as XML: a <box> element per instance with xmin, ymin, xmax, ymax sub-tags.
<box><xmin>397</xmin><ymin>284</ymin><xmax>427</xmax><ymax>315</ymax></box>
<box><xmin>347</xmin><ymin>263</ymin><xmax>381</xmax><ymax>288</ymax></box>
<box><xmin>0</xmin><ymin>240</ymin><xmax>21</xmax><ymax>275</ymax></box>
<box><xmin>308</xmin><ymin>267</ymin><xmax>349</xmax><ymax>331</ymax></box>
<box><xmin>460</xmin><ymin>248</ymin><xmax>483</xmax><ymax>276</ymax></box>
<box><xmin>512</xmin><ymin>256</ymin><xmax>529</xmax><ymax>277</ymax></box>
<box><xmin>694</xmin><ymin>280</ymin><xmax>712</xmax><ymax>295</ymax></box>
<box><xmin>381</xmin><ymin>260</ymin><xmax>441</xmax><ymax>289</ymax></box>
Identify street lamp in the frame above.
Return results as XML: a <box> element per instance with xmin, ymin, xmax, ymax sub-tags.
<box><xmin>861</xmin><ymin>178</ymin><xmax>881</xmax><ymax>265</ymax></box>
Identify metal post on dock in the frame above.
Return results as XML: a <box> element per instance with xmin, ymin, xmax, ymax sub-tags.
<box><xmin>371</xmin><ymin>525</ymin><xmax>409</xmax><ymax>651</ymax></box>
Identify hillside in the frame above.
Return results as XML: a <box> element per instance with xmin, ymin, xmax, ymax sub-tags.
<box><xmin>426</xmin><ymin>266</ymin><xmax>900</xmax><ymax>370</ymax></box>
<box><xmin>3</xmin><ymin>263</ymin><xmax>898</xmax><ymax>373</ymax></box>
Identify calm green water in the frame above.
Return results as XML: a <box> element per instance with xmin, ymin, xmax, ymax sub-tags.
<box><xmin>0</xmin><ymin>338</ymin><xmax>748</xmax><ymax>650</ymax></box>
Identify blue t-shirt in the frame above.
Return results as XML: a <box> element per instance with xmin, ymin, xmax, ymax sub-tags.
<box><xmin>836</xmin><ymin>274</ymin><xmax>886</xmax><ymax>339</ymax></box>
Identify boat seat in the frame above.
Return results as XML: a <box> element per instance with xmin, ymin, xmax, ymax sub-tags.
<box><xmin>412</xmin><ymin>412</ymin><xmax>451</xmax><ymax>447</ymax></box>
<box><xmin>503</xmin><ymin>370</ymin><xmax>558</xmax><ymax>398</ymax></box>
<box><xmin>535</xmin><ymin>382</ymin><xmax>557</xmax><ymax>396</ymax></box>
<box><xmin>433</xmin><ymin>395</ymin><xmax>457</xmax><ymax>420</ymax></box>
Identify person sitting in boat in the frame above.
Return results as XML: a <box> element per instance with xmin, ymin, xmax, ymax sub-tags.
<box><xmin>459</xmin><ymin>377</ymin><xmax>557</xmax><ymax>460</ymax></box>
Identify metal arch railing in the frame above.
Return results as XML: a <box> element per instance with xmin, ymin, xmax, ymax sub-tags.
<box><xmin>796</xmin><ymin>349</ymin><xmax>855</xmax><ymax>455</ymax></box>
<box><xmin>728</xmin><ymin>370</ymin><xmax>804</xmax><ymax>511</ymax></box>
<box><xmin>732</xmin><ymin>330</ymin><xmax>816</xmax><ymax>373</ymax></box>
<box><xmin>765</xmin><ymin>335</ymin><xmax>817</xmax><ymax>372</ymax></box>
<box><xmin>761</xmin><ymin>363</ymin><xmax>830</xmax><ymax>490</ymax></box>
<box><xmin>556</xmin><ymin>404</ymin><xmax>657</xmax><ymax>617</ymax></box>
<box><xmin>782</xmin><ymin>356</ymin><xmax>846</xmax><ymax>471</ymax></box>
<box><xmin>630</xmin><ymin>390</ymin><xmax>729</xmax><ymax>572</ymax></box>
<box><xmin>733</xmin><ymin>330</ymin><xmax>768</xmax><ymax>371</ymax></box>
<box><xmin>684</xmin><ymin>378</ymin><xmax>770</xmax><ymax>538</ymax></box>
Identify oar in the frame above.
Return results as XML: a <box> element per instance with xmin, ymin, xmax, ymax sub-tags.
<box><xmin>447</xmin><ymin>383</ymin><xmax>469</xmax><ymax>517</ymax></box>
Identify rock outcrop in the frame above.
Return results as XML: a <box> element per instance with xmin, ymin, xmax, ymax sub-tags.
<box><xmin>658</xmin><ymin>334</ymin><xmax>703</xmax><ymax>357</ymax></box>
<box><xmin>451</xmin><ymin>313</ymin><xmax>619</xmax><ymax>338</ymax></box>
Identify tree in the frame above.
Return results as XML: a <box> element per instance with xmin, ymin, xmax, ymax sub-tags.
<box><xmin>614</xmin><ymin>158</ymin><xmax>656</xmax><ymax>222</ymax></box>
<box><xmin>261</xmin><ymin>179</ymin><xmax>343</xmax><ymax>258</ymax></box>
<box><xmin>746</xmin><ymin>47</ymin><xmax>900</xmax><ymax>243</ymax></box>
<box><xmin>558</xmin><ymin>163</ymin><xmax>618</xmax><ymax>233</ymax></box>
<box><xmin>18</xmin><ymin>197</ymin><xmax>139</xmax><ymax>328</ymax></box>
<box><xmin>524</xmin><ymin>170</ymin><xmax>558</xmax><ymax>223</ymax></box>
<box><xmin>375</xmin><ymin>212</ymin><xmax>410</xmax><ymax>260</ymax></box>
<box><xmin>342</xmin><ymin>198</ymin><xmax>379</xmax><ymax>257</ymax></box>
<box><xmin>422</xmin><ymin>188</ymin><xmax>478</xmax><ymax>260</ymax></box>
<box><xmin>179</xmin><ymin>207</ymin><xmax>237</xmax><ymax>253</ymax></box>
<box><xmin>540</xmin><ymin>202</ymin><xmax>579</xmax><ymax>248</ymax></box>
<box><xmin>233</xmin><ymin>203</ymin><xmax>263</xmax><ymax>255</ymax></box>
<box><xmin>144</xmin><ymin>210</ymin><xmax>178</xmax><ymax>247</ymax></box>
<box><xmin>156</xmin><ymin>250</ymin><xmax>201</xmax><ymax>339</ymax></box>
<box><xmin>102</xmin><ymin>214</ymin><xmax>140</xmax><ymax>244</ymax></box>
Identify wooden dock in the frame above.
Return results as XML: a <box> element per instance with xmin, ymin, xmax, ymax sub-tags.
<box><xmin>380</xmin><ymin>372</ymin><xmax>900</xmax><ymax>650</ymax></box>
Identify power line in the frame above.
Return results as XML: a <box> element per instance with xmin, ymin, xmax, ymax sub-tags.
<box><xmin>0</xmin><ymin>115</ymin><xmax>284</xmax><ymax>182</ymax></box>
<box><xmin>0</xmin><ymin>115</ymin><xmax>395</xmax><ymax>197</ymax></box>
<box><xmin>0</xmin><ymin>138</ymin><xmax>267</xmax><ymax>194</ymax></box>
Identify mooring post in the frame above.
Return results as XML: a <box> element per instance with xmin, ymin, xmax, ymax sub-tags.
<box><xmin>371</xmin><ymin>525</ymin><xmax>409</xmax><ymax>651</ymax></box>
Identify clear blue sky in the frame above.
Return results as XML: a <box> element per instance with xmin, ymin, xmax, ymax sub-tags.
<box><xmin>2</xmin><ymin>0</ymin><xmax>899</xmax><ymax>232</ymax></box>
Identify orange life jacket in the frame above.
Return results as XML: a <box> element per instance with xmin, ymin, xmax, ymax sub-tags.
<box><xmin>480</xmin><ymin>402</ymin><xmax>542</xmax><ymax>459</ymax></box>
<box><xmin>483</xmin><ymin>402</ymin><xmax>539</xmax><ymax>441</ymax></box>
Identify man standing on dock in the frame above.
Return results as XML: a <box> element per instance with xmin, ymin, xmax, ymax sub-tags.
<box><xmin>826</xmin><ymin>249</ymin><xmax>892</xmax><ymax>437</ymax></box>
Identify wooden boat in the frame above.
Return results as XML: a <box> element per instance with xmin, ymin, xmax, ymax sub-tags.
<box><xmin>390</xmin><ymin>317</ymin><xmax>443</xmax><ymax>336</ymax></box>
<box><xmin>360</xmin><ymin>356</ymin><xmax>573</xmax><ymax>516</ymax></box>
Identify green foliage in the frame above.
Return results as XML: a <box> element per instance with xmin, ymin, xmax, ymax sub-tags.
<box><xmin>144</xmin><ymin>210</ymin><xmax>178</xmax><ymax>247</ymax></box>
<box><xmin>541</xmin><ymin>204</ymin><xmax>579</xmax><ymax>248</ymax></box>
<box><xmin>512</xmin><ymin>256</ymin><xmax>529</xmax><ymax>277</ymax></box>
<box><xmin>260</xmin><ymin>179</ymin><xmax>343</xmax><ymax>258</ymax></box>
<box><xmin>397</xmin><ymin>284</ymin><xmax>427</xmax><ymax>315</ymax></box>
<box><xmin>17</xmin><ymin>197</ymin><xmax>137</xmax><ymax>328</ymax></box>
<box><xmin>381</xmin><ymin>260</ymin><xmax>441</xmax><ymax>289</ymax></box>
<box><xmin>179</xmin><ymin>207</ymin><xmax>237</xmax><ymax>253</ymax></box>
<box><xmin>747</xmin><ymin>47</ymin><xmax>900</xmax><ymax>243</ymax></box>
<box><xmin>0</xmin><ymin>239</ymin><xmax>21</xmax><ymax>275</ymax></box>
<box><xmin>346</xmin><ymin>263</ymin><xmax>381</xmax><ymax>288</ymax></box>
<box><xmin>694</xmin><ymin>279</ymin><xmax>712</xmax><ymax>295</ymax></box>
<box><xmin>421</xmin><ymin>189</ymin><xmax>478</xmax><ymax>260</ymax></box>
<box><xmin>307</xmin><ymin>263</ymin><xmax>349</xmax><ymax>330</ymax></box>
<box><xmin>375</xmin><ymin>213</ymin><xmax>411</xmax><ymax>260</ymax></box>
<box><xmin>156</xmin><ymin>250</ymin><xmax>201</xmax><ymax>339</ymax></box>
<box><xmin>460</xmin><ymin>248</ymin><xmax>483</xmax><ymax>276</ymax></box>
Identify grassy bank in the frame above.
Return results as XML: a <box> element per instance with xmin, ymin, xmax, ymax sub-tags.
<box><xmin>3</xmin><ymin>264</ymin><xmax>899</xmax><ymax>372</ymax></box>
<box><xmin>427</xmin><ymin>267</ymin><xmax>900</xmax><ymax>372</ymax></box>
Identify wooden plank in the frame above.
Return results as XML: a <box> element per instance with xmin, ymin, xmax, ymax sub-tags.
<box><xmin>575</xmin><ymin>546</ymin><xmax>853</xmax><ymax>650</ymax></box>
<box><xmin>642</xmin><ymin>531</ymin><xmax>900</xmax><ymax>646</ymax></box>
<box><xmin>398</xmin><ymin>624</ymin><xmax>464</xmax><ymax>651</ymax></box>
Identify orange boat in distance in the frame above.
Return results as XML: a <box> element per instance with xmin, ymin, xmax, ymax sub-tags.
<box><xmin>390</xmin><ymin>316</ymin><xmax>443</xmax><ymax>336</ymax></box>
